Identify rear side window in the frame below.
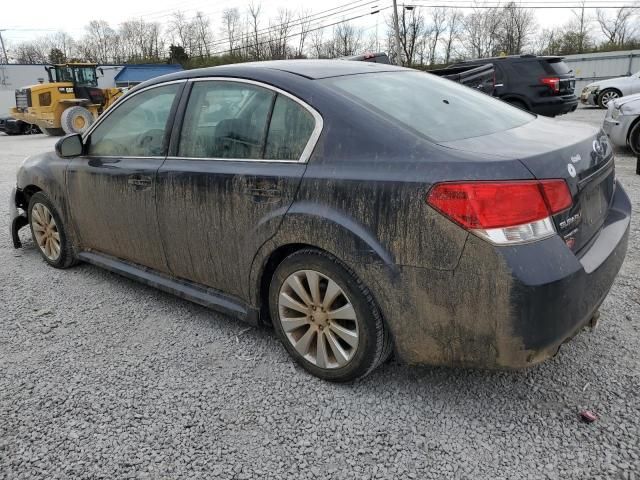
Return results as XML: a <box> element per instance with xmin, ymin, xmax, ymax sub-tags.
<box><xmin>510</xmin><ymin>61</ymin><xmax>546</xmax><ymax>78</ymax></box>
<box><xmin>179</xmin><ymin>81</ymin><xmax>274</xmax><ymax>159</ymax></box>
<box><xmin>323</xmin><ymin>71</ymin><xmax>534</xmax><ymax>142</ymax></box>
<box><xmin>543</xmin><ymin>59</ymin><xmax>571</xmax><ymax>75</ymax></box>
<box><xmin>265</xmin><ymin>95</ymin><xmax>315</xmax><ymax>160</ymax></box>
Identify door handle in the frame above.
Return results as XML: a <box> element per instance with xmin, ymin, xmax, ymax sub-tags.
<box><xmin>128</xmin><ymin>175</ymin><xmax>152</xmax><ymax>190</ymax></box>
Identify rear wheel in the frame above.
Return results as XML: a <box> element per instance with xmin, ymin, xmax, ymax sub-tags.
<box><xmin>61</xmin><ymin>106</ymin><xmax>94</xmax><ymax>134</ymax></box>
<box><xmin>597</xmin><ymin>89</ymin><xmax>620</xmax><ymax>109</ymax></box>
<box><xmin>269</xmin><ymin>249</ymin><xmax>392</xmax><ymax>382</ymax></box>
<box><xmin>505</xmin><ymin>99</ymin><xmax>528</xmax><ymax>111</ymax></box>
<box><xmin>28</xmin><ymin>192</ymin><xmax>75</xmax><ymax>269</ymax></box>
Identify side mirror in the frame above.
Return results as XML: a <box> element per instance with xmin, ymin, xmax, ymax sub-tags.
<box><xmin>55</xmin><ymin>134</ymin><xmax>83</xmax><ymax>158</ymax></box>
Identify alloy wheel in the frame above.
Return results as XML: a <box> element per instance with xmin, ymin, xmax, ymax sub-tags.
<box><xmin>278</xmin><ymin>270</ymin><xmax>359</xmax><ymax>369</ymax></box>
<box><xmin>601</xmin><ymin>90</ymin><xmax>619</xmax><ymax>106</ymax></box>
<box><xmin>31</xmin><ymin>203</ymin><xmax>61</xmax><ymax>261</ymax></box>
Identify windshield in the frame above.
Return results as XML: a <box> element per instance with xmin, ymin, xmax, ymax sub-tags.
<box><xmin>73</xmin><ymin>67</ymin><xmax>98</xmax><ymax>87</ymax></box>
<box><xmin>322</xmin><ymin>71</ymin><xmax>535</xmax><ymax>142</ymax></box>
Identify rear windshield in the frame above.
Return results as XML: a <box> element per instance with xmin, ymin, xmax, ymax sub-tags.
<box><xmin>545</xmin><ymin>59</ymin><xmax>571</xmax><ymax>75</ymax></box>
<box><xmin>322</xmin><ymin>71</ymin><xmax>534</xmax><ymax>142</ymax></box>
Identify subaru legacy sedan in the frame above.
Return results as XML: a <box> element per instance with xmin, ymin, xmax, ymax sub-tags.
<box><xmin>10</xmin><ymin>60</ymin><xmax>631</xmax><ymax>382</ymax></box>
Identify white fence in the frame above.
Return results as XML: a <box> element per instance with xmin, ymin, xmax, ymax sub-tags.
<box><xmin>563</xmin><ymin>50</ymin><xmax>640</xmax><ymax>91</ymax></box>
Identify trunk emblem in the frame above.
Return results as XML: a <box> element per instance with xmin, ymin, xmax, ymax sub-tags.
<box><xmin>567</xmin><ymin>163</ymin><xmax>577</xmax><ymax>177</ymax></box>
<box><xmin>571</xmin><ymin>154</ymin><xmax>582</xmax><ymax>163</ymax></box>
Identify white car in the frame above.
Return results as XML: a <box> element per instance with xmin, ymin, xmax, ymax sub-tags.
<box><xmin>602</xmin><ymin>92</ymin><xmax>640</xmax><ymax>153</ymax></box>
<box><xmin>581</xmin><ymin>71</ymin><xmax>640</xmax><ymax>108</ymax></box>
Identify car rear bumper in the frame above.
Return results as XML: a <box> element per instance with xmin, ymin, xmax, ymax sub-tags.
<box><xmin>531</xmin><ymin>96</ymin><xmax>579</xmax><ymax>116</ymax></box>
<box><xmin>373</xmin><ymin>182</ymin><xmax>631</xmax><ymax>368</ymax></box>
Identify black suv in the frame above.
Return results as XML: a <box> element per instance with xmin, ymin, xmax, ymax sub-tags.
<box><xmin>453</xmin><ymin>55</ymin><xmax>578</xmax><ymax>117</ymax></box>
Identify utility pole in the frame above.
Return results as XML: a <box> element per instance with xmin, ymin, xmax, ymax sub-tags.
<box><xmin>391</xmin><ymin>0</ymin><xmax>403</xmax><ymax>65</ymax></box>
<box><xmin>0</xmin><ymin>30</ymin><xmax>8</xmax><ymax>64</ymax></box>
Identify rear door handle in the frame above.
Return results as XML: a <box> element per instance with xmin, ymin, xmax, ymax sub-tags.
<box><xmin>128</xmin><ymin>175</ymin><xmax>152</xmax><ymax>190</ymax></box>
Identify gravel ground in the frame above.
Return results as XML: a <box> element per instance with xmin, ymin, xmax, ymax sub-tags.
<box><xmin>1</xmin><ymin>106</ymin><xmax>639</xmax><ymax>479</ymax></box>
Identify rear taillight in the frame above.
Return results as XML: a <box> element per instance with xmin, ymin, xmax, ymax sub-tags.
<box><xmin>540</xmin><ymin>76</ymin><xmax>560</xmax><ymax>93</ymax></box>
<box><xmin>426</xmin><ymin>180</ymin><xmax>572</xmax><ymax>245</ymax></box>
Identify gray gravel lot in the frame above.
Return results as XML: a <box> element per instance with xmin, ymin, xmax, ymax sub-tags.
<box><xmin>1</xmin><ymin>106</ymin><xmax>639</xmax><ymax>479</ymax></box>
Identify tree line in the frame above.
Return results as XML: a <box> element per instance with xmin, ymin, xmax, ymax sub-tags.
<box><xmin>6</xmin><ymin>2</ymin><xmax>640</xmax><ymax>69</ymax></box>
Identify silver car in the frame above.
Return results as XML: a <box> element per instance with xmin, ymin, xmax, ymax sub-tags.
<box><xmin>602</xmin><ymin>92</ymin><xmax>640</xmax><ymax>153</ymax></box>
<box><xmin>581</xmin><ymin>71</ymin><xmax>640</xmax><ymax>108</ymax></box>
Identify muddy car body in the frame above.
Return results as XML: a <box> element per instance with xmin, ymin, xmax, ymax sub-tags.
<box><xmin>10</xmin><ymin>60</ymin><xmax>631</xmax><ymax>381</ymax></box>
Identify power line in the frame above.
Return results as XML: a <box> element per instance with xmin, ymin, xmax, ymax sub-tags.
<box><xmin>185</xmin><ymin>0</ymin><xmax>380</xmax><ymax>53</ymax></box>
<box><xmin>189</xmin><ymin>6</ymin><xmax>392</xmax><ymax>59</ymax></box>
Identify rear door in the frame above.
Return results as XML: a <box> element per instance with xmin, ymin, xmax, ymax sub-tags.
<box><xmin>156</xmin><ymin>79</ymin><xmax>321</xmax><ymax>298</ymax></box>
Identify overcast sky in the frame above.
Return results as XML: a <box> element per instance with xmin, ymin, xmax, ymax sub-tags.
<box><xmin>0</xmin><ymin>0</ymin><xmax>603</xmax><ymax>46</ymax></box>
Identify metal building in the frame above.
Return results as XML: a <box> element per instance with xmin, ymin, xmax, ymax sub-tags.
<box><xmin>563</xmin><ymin>50</ymin><xmax>640</xmax><ymax>91</ymax></box>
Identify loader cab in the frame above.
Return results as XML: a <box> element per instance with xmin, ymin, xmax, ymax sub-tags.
<box><xmin>46</xmin><ymin>64</ymin><xmax>99</xmax><ymax>88</ymax></box>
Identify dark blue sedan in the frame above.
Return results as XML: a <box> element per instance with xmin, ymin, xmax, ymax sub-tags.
<box><xmin>10</xmin><ymin>60</ymin><xmax>631</xmax><ymax>381</ymax></box>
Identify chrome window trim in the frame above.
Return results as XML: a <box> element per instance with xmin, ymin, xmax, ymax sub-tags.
<box><xmin>81</xmin><ymin>79</ymin><xmax>188</xmax><ymax>159</ymax></box>
<box><xmin>175</xmin><ymin>77</ymin><xmax>324</xmax><ymax>164</ymax></box>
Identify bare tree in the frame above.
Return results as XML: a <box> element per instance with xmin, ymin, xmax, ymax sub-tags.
<box><xmin>295</xmin><ymin>9</ymin><xmax>312</xmax><ymax>58</ymax></box>
<box><xmin>309</xmin><ymin>29</ymin><xmax>326</xmax><ymax>58</ymax></box>
<box><xmin>442</xmin><ymin>9</ymin><xmax>462</xmax><ymax>64</ymax></box>
<box><xmin>427</xmin><ymin>7</ymin><xmax>447</xmax><ymax>65</ymax></box>
<box><xmin>169</xmin><ymin>11</ymin><xmax>196</xmax><ymax>55</ymax></box>
<box><xmin>332</xmin><ymin>22</ymin><xmax>363</xmax><ymax>57</ymax></box>
<box><xmin>267</xmin><ymin>8</ymin><xmax>293</xmax><ymax>59</ymax></box>
<box><xmin>192</xmin><ymin>12</ymin><xmax>213</xmax><ymax>57</ymax></box>
<box><xmin>571</xmin><ymin>1</ymin><xmax>591</xmax><ymax>53</ymax></box>
<box><xmin>248</xmin><ymin>2</ymin><xmax>263</xmax><ymax>59</ymax></box>
<box><xmin>221</xmin><ymin>8</ymin><xmax>241</xmax><ymax>54</ymax></box>
<box><xmin>497</xmin><ymin>2</ymin><xmax>536</xmax><ymax>55</ymax></box>
<box><xmin>597</xmin><ymin>6</ymin><xmax>638</xmax><ymax>47</ymax></box>
<box><xmin>81</xmin><ymin>20</ymin><xmax>119</xmax><ymax>63</ymax></box>
<box><xmin>392</xmin><ymin>7</ymin><xmax>425</xmax><ymax>66</ymax></box>
<box><xmin>463</xmin><ymin>5</ymin><xmax>502</xmax><ymax>58</ymax></box>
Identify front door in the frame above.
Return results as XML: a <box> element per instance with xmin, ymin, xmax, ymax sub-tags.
<box><xmin>67</xmin><ymin>82</ymin><xmax>183</xmax><ymax>272</ymax></box>
<box><xmin>156</xmin><ymin>79</ymin><xmax>320</xmax><ymax>298</ymax></box>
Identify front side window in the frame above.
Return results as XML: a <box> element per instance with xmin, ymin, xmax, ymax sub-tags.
<box><xmin>88</xmin><ymin>83</ymin><xmax>180</xmax><ymax>157</ymax></box>
<box><xmin>178</xmin><ymin>81</ymin><xmax>274</xmax><ymax>159</ymax></box>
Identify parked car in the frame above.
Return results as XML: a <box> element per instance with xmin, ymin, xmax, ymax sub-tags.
<box><xmin>0</xmin><ymin>116</ymin><xmax>40</xmax><ymax>135</ymax></box>
<box><xmin>346</xmin><ymin>51</ymin><xmax>495</xmax><ymax>94</ymax></box>
<box><xmin>451</xmin><ymin>55</ymin><xmax>578</xmax><ymax>116</ymax></box>
<box><xmin>602</xmin><ymin>92</ymin><xmax>640</xmax><ymax>153</ymax></box>
<box><xmin>581</xmin><ymin>72</ymin><xmax>640</xmax><ymax>108</ymax></box>
<box><xmin>10</xmin><ymin>60</ymin><xmax>630</xmax><ymax>382</ymax></box>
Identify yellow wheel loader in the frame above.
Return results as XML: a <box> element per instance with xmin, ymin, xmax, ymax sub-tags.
<box><xmin>10</xmin><ymin>63</ymin><xmax>122</xmax><ymax>136</ymax></box>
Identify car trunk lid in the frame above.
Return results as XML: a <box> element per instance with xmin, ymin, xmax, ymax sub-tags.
<box><xmin>438</xmin><ymin>117</ymin><xmax>615</xmax><ymax>253</ymax></box>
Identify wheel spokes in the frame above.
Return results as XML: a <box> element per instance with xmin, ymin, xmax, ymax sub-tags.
<box><xmin>281</xmin><ymin>316</ymin><xmax>310</xmax><ymax>333</ymax></box>
<box><xmin>305</xmin><ymin>270</ymin><xmax>321</xmax><ymax>305</ymax></box>
<box><xmin>325</xmin><ymin>329</ymin><xmax>349</xmax><ymax>366</ymax></box>
<box><xmin>328</xmin><ymin>303</ymin><xmax>356</xmax><ymax>321</ymax></box>
<box><xmin>316</xmin><ymin>331</ymin><xmax>329</xmax><ymax>368</ymax></box>
<box><xmin>286</xmin><ymin>274</ymin><xmax>313</xmax><ymax>307</ymax></box>
<box><xmin>322</xmin><ymin>279</ymin><xmax>342</xmax><ymax>309</ymax></box>
<box><xmin>328</xmin><ymin>322</ymin><xmax>358</xmax><ymax>348</ymax></box>
<box><xmin>279</xmin><ymin>292</ymin><xmax>309</xmax><ymax>314</ymax></box>
<box><xmin>294</xmin><ymin>327</ymin><xmax>316</xmax><ymax>357</ymax></box>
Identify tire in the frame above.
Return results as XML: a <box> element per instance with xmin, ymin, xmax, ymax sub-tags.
<box><xmin>61</xmin><ymin>106</ymin><xmax>94</xmax><ymax>134</ymax></box>
<box><xmin>628</xmin><ymin>120</ymin><xmax>640</xmax><ymax>155</ymax></box>
<box><xmin>43</xmin><ymin>128</ymin><xmax>65</xmax><ymax>136</ymax></box>
<box><xmin>597</xmin><ymin>89</ymin><xmax>620</xmax><ymax>109</ymax></box>
<box><xmin>269</xmin><ymin>248</ymin><xmax>392</xmax><ymax>382</ymax></box>
<box><xmin>28</xmin><ymin>192</ymin><xmax>75</xmax><ymax>269</ymax></box>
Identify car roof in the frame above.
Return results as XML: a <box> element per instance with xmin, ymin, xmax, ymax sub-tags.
<box><xmin>145</xmin><ymin>59</ymin><xmax>406</xmax><ymax>85</ymax></box>
<box><xmin>457</xmin><ymin>55</ymin><xmax>564</xmax><ymax>64</ymax></box>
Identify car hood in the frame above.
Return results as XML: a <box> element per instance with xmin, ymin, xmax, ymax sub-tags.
<box><xmin>586</xmin><ymin>76</ymin><xmax>632</xmax><ymax>90</ymax></box>
<box><xmin>611</xmin><ymin>92</ymin><xmax>640</xmax><ymax>110</ymax></box>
